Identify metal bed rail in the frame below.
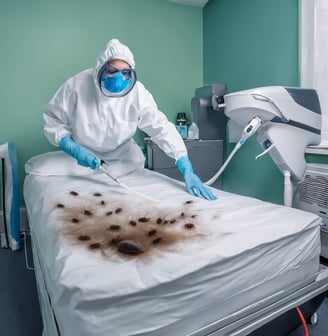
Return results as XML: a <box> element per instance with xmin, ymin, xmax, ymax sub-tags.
<box><xmin>192</xmin><ymin>266</ymin><xmax>328</xmax><ymax>336</ymax></box>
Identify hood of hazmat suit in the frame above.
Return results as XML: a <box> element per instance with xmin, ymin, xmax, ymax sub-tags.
<box><xmin>94</xmin><ymin>39</ymin><xmax>137</xmax><ymax>98</ymax></box>
<box><xmin>43</xmin><ymin>38</ymin><xmax>187</xmax><ymax>178</ymax></box>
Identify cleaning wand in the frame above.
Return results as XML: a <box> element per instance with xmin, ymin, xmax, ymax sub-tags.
<box><xmin>205</xmin><ymin>116</ymin><xmax>263</xmax><ymax>186</ymax></box>
<box><xmin>98</xmin><ymin>162</ymin><xmax>121</xmax><ymax>184</ymax></box>
<box><xmin>97</xmin><ymin>160</ymin><xmax>160</xmax><ymax>202</ymax></box>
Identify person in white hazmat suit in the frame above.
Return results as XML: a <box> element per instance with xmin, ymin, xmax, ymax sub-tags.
<box><xmin>43</xmin><ymin>38</ymin><xmax>216</xmax><ymax>200</ymax></box>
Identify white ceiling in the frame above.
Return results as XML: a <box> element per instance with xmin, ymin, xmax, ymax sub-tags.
<box><xmin>165</xmin><ymin>0</ymin><xmax>209</xmax><ymax>7</ymax></box>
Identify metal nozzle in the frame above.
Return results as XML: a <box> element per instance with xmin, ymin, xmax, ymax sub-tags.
<box><xmin>98</xmin><ymin>164</ymin><xmax>121</xmax><ymax>184</ymax></box>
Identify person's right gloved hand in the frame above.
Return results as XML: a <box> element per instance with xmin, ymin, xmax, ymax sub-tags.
<box><xmin>59</xmin><ymin>136</ymin><xmax>100</xmax><ymax>169</ymax></box>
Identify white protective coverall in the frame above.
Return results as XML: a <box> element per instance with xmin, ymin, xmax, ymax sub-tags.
<box><xmin>43</xmin><ymin>39</ymin><xmax>187</xmax><ymax>178</ymax></box>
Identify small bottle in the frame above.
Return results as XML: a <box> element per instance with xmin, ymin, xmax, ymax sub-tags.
<box><xmin>176</xmin><ymin>113</ymin><xmax>188</xmax><ymax>139</ymax></box>
<box><xmin>188</xmin><ymin>122</ymin><xmax>199</xmax><ymax>140</ymax></box>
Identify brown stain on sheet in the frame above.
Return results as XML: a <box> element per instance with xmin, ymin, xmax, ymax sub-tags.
<box><xmin>54</xmin><ymin>193</ymin><xmax>207</xmax><ymax>259</ymax></box>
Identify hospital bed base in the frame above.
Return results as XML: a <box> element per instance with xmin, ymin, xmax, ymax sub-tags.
<box><xmin>248</xmin><ymin>292</ymin><xmax>326</xmax><ymax>336</ymax></box>
<box><xmin>191</xmin><ymin>266</ymin><xmax>328</xmax><ymax>336</ymax></box>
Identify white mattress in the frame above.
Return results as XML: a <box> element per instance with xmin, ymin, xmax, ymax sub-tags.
<box><xmin>24</xmin><ymin>169</ymin><xmax>322</xmax><ymax>336</ymax></box>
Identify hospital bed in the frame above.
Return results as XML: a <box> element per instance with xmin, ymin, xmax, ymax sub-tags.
<box><xmin>23</xmin><ymin>151</ymin><xmax>328</xmax><ymax>336</ymax></box>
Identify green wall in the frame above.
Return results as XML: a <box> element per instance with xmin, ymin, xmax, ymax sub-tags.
<box><xmin>0</xmin><ymin>0</ymin><xmax>203</xmax><ymax>204</ymax></box>
<box><xmin>203</xmin><ymin>0</ymin><xmax>299</xmax><ymax>204</ymax></box>
<box><xmin>2</xmin><ymin>0</ymin><xmax>322</xmax><ymax>206</ymax></box>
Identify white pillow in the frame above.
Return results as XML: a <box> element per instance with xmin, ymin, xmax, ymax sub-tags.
<box><xmin>25</xmin><ymin>151</ymin><xmax>96</xmax><ymax>176</ymax></box>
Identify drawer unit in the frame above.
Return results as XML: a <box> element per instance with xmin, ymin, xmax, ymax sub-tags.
<box><xmin>145</xmin><ymin>138</ymin><xmax>223</xmax><ymax>188</ymax></box>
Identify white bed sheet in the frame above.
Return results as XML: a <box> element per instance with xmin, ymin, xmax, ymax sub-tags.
<box><xmin>24</xmin><ymin>169</ymin><xmax>322</xmax><ymax>336</ymax></box>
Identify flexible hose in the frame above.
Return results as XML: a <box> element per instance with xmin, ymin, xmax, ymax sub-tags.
<box><xmin>205</xmin><ymin>142</ymin><xmax>241</xmax><ymax>186</ymax></box>
<box><xmin>116</xmin><ymin>181</ymin><xmax>162</xmax><ymax>203</ymax></box>
<box><xmin>205</xmin><ymin>116</ymin><xmax>263</xmax><ymax>186</ymax></box>
<box><xmin>296</xmin><ymin>306</ymin><xmax>309</xmax><ymax>336</ymax></box>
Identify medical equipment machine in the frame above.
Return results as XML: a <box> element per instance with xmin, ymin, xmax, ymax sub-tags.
<box><xmin>0</xmin><ymin>142</ymin><xmax>20</xmax><ymax>250</ymax></box>
<box><xmin>207</xmin><ymin>86</ymin><xmax>322</xmax><ymax>206</ymax></box>
<box><xmin>191</xmin><ymin>83</ymin><xmax>227</xmax><ymax>140</ymax></box>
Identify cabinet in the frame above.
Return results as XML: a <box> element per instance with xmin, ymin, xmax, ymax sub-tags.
<box><xmin>145</xmin><ymin>138</ymin><xmax>223</xmax><ymax>188</ymax></box>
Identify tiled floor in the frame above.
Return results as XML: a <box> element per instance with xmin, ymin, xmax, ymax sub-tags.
<box><xmin>0</xmin><ymin>234</ymin><xmax>42</xmax><ymax>336</ymax></box>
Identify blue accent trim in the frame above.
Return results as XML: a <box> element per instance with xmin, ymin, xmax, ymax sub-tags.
<box><xmin>7</xmin><ymin>143</ymin><xmax>20</xmax><ymax>249</ymax></box>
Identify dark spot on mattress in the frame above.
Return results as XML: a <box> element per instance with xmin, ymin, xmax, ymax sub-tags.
<box><xmin>148</xmin><ymin>229</ymin><xmax>157</xmax><ymax>237</ymax></box>
<box><xmin>83</xmin><ymin>210</ymin><xmax>93</xmax><ymax>216</ymax></box>
<box><xmin>115</xmin><ymin>208</ymin><xmax>122</xmax><ymax>214</ymax></box>
<box><xmin>70</xmin><ymin>191</ymin><xmax>78</xmax><ymax>196</ymax></box>
<box><xmin>180</xmin><ymin>212</ymin><xmax>185</xmax><ymax>217</ymax></box>
<box><xmin>100</xmin><ymin>200</ymin><xmax>105</xmax><ymax>205</ymax></box>
<box><xmin>117</xmin><ymin>240</ymin><xmax>144</xmax><ymax>255</ymax></box>
<box><xmin>129</xmin><ymin>220</ymin><xmax>137</xmax><ymax>226</ymax></box>
<box><xmin>185</xmin><ymin>200</ymin><xmax>193</xmax><ymax>204</ymax></box>
<box><xmin>163</xmin><ymin>220</ymin><xmax>169</xmax><ymax>225</ymax></box>
<box><xmin>71</xmin><ymin>218</ymin><xmax>80</xmax><ymax>223</ymax></box>
<box><xmin>191</xmin><ymin>215</ymin><xmax>197</xmax><ymax>218</ymax></box>
<box><xmin>78</xmin><ymin>235</ymin><xmax>91</xmax><ymax>241</ymax></box>
<box><xmin>156</xmin><ymin>218</ymin><xmax>163</xmax><ymax>224</ymax></box>
<box><xmin>94</xmin><ymin>193</ymin><xmax>102</xmax><ymax>197</ymax></box>
<box><xmin>138</xmin><ymin>217</ymin><xmax>150</xmax><ymax>223</ymax></box>
<box><xmin>184</xmin><ymin>223</ymin><xmax>195</xmax><ymax>229</ymax></box>
<box><xmin>89</xmin><ymin>242</ymin><xmax>101</xmax><ymax>249</ymax></box>
<box><xmin>109</xmin><ymin>225</ymin><xmax>121</xmax><ymax>231</ymax></box>
<box><xmin>152</xmin><ymin>237</ymin><xmax>162</xmax><ymax>245</ymax></box>
<box><xmin>169</xmin><ymin>219</ymin><xmax>176</xmax><ymax>224</ymax></box>
<box><xmin>106</xmin><ymin>211</ymin><xmax>113</xmax><ymax>216</ymax></box>
<box><xmin>56</xmin><ymin>203</ymin><xmax>65</xmax><ymax>208</ymax></box>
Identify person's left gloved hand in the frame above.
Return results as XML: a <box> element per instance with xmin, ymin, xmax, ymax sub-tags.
<box><xmin>176</xmin><ymin>156</ymin><xmax>217</xmax><ymax>200</ymax></box>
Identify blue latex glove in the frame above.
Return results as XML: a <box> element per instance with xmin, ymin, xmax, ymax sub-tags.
<box><xmin>176</xmin><ymin>156</ymin><xmax>217</xmax><ymax>200</ymax></box>
<box><xmin>59</xmin><ymin>136</ymin><xmax>100</xmax><ymax>169</ymax></box>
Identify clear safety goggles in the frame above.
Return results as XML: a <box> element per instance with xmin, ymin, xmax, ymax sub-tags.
<box><xmin>98</xmin><ymin>64</ymin><xmax>137</xmax><ymax>97</ymax></box>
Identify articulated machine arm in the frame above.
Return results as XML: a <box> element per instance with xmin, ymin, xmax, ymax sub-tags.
<box><xmin>208</xmin><ymin>86</ymin><xmax>322</xmax><ymax>206</ymax></box>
